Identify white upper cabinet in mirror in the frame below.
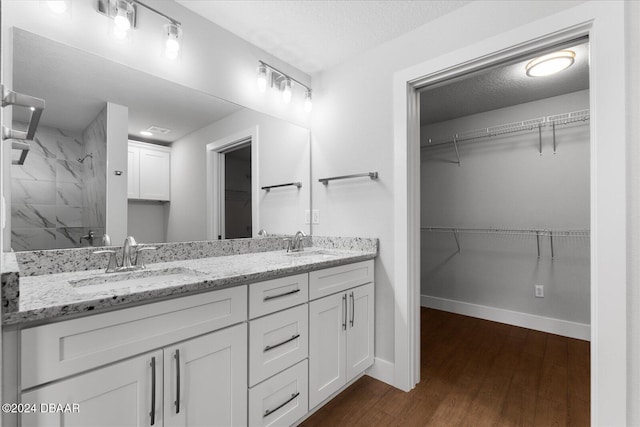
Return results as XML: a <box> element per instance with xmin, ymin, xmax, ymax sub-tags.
<box><xmin>6</xmin><ymin>28</ymin><xmax>311</xmax><ymax>251</ymax></box>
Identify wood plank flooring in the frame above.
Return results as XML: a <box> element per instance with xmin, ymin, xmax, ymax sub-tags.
<box><xmin>300</xmin><ymin>307</ymin><xmax>590</xmax><ymax>427</ymax></box>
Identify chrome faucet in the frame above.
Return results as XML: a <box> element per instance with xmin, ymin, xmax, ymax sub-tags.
<box><xmin>79</xmin><ymin>230</ymin><xmax>95</xmax><ymax>245</ymax></box>
<box><xmin>93</xmin><ymin>236</ymin><xmax>157</xmax><ymax>273</ymax></box>
<box><xmin>289</xmin><ymin>230</ymin><xmax>306</xmax><ymax>252</ymax></box>
<box><xmin>122</xmin><ymin>236</ymin><xmax>137</xmax><ymax>269</ymax></box>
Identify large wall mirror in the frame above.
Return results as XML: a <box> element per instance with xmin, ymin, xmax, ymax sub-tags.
<box><xmin>8</xmin><ymin>28</ymin><xmax>311</xmax><ymax>251</ymax></box>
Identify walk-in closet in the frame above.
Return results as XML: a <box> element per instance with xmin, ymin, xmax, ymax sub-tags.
<box><xmin>418</xmin><ymin>39</ymin><xmax>591</xmax><ymax>423</ymax></box>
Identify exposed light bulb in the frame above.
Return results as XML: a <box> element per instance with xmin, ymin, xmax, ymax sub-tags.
<box><xmin>525</xmin><ymin>50</ymin><xmax>575</xmax><ymax>77</ymax></box>
<box><xmin>114</xmin><ymin>0</ymin><xmax>131</xmax><ymax>32</ymax></box>
<box><xmin>47</xmin><ymin>0</ymin><xmax>68</xmax><ymax>14</ymax></box>
<box><xmin>304</xmin><ymin>90</ymin><xmax>313</xmax><ymax>113</ymax></box>
<box><xmin>257</xmin><ymin>64</ymin><xmax>268</xmax><ymax>92</ymax></box>
<box><xmin>281</xmin><ymin>78</ymin><xmax>292</xmax><ymax>104</ymax></box>
<box><xmin>164</xmin><ymin>23</ymin><xmax>182</xmax><ymax>60</ymax></box>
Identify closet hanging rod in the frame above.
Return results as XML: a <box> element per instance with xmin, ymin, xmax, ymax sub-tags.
<box><xmin>261</xmin><ymin>182</ymin><xmax>302</xmax><ymax>192</ymax></box>
<box><xmin>319</xmin><ymin>172</ymin><xmax>379</xmax><ymax>185</ymax></box>
<box><xmin>422</xmin><ymin>109</ymin><xmax>590</xmax><ymax>148</ymax></box>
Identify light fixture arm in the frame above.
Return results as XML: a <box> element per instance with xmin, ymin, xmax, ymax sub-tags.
<box><xmin>129</xmin><ymin>0</ymin><xmax>181</xmax><ymax>26</ymax></box>
<box><xmin>259</xmin><ymin>60</ymin><xmax>311</xmax><ymax>94</ymax></box>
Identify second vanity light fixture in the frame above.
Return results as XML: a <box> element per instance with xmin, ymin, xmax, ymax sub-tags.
<box><xmin>97</xmin><ymin>0</ymin><xmax>183</xmax><ymax>60</ymax></box>
<box><xmin>257</xmin><ymin>61</ymin><xmax>313</xmax><ymax>113</ymax></box>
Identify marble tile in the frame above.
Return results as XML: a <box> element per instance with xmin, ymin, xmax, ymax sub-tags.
<box><xmin>11</xmin><ymin>179</ymin><xmax>56</xmax><ymax>205</ymax></box>
<box><xmin>56</xmin><ymin>182</ymin><xmax>83</xmax><ymax>207</ymax></box>
<box><xmin>11</xmin><ymin>228</ymin><xmax>57</xmax><ymax>251</ymax></box>
<box><xmin>56</xmin><ymin>159</ymin><xmax>84</xmax><ymax>183</ymax></box>
<box><xmin>56</xmin><ymin>206</ymin><xmax>85</xmax><ymax>227</ymax></box>
<box><xmin>11</xmin><ymin>151</ymin><xmax>56</xmax><ymax>181</ymax></box>
<box><xmin>11</xmin><ymin>204</ymin><xmax>56</xmax><ymax>228</ymax></box>
<box><xmin>56</xmin><ymin>227</ymin><xmax>87</xmax><ymax>249</ymax></box>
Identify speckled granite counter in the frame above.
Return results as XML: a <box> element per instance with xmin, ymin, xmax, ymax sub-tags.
<box><xmin>2</xmin><ymin>237</ymin><xmax>377</xmax><ymax>326</ymax></box>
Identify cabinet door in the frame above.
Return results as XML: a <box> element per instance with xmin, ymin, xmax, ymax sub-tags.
<box><xmin>164</xmin><ymin>323</ymin><xmax>247</xmax><ymax>427</ymax></box>
<box><xmin>139</xmin><ymin>148</ymin><xmax>170</xmax><ymax>201</ymax></box>
<box><xmin>21</xmin><ymin>350</ymin><xmax>163</xmax><ymax>427</ymax></box>
<box><xmin>309</xmin><ymin>292</ymin><xmax>346</xmax><ymax>409</ymax></box>
<box><xmin>346</xmin><ymin>282</ymin><xmax>375</xmax><ymax>381</ymax></box>
<box><xmin>127</xmin><ymin>145</ymin><xmax>140</xmax><ymax>199</ymax></box>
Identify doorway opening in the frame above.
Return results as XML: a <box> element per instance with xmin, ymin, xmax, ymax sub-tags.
<box><xmin>219</xmin><ymin>142</ymin><xmax>252</xmax><ymax>239</ymax></box>
<box><xmin>206</xmin><ymin>126</ymin><xmax>259</xmax><ymax>242</ymax></box>
<box><xmin>417</xmin><ymin>37</ymin><xmax>590</xmax><ymax>422</ymax></box>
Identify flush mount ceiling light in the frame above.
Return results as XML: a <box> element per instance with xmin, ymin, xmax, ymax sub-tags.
<box><xmin>525</xmin><ymin>50</ymin><xmax>576</xmax><ymax>77</ymax></box>
<box><xmin>139</xmin><ymin>130</ymin><xmax>153</xmax><ymax>137</ymax></box>
<box><xmin>256</xmin><ymin>60</ymin><xmax>313</xmax><ymax>112</ymax></box>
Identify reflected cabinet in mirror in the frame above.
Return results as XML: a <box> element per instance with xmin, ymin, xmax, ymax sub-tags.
<box><xmin>7</xmin><ymin>28</ymin><xmax>311</xmax><ymax>251</ymax></box>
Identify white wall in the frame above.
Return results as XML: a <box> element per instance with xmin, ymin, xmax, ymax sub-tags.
<box><xmin>420</xmin><ymin>91</ymin><xmax>590</xmax><ymax>335</ymax></box>
<box><xmin>167</xmin><ymin>108</ymin><xmax>310</xmax><ymax>242</ymax></box>
<box><xmin>105</xmin><ymin>103</ymin><xmax>128</xmax><ymax>244</ymax></box>
<box><xmin>625</xmin><ymin>1</ymin><xmax>640</xmax><ymax>425</ymax></box>
<box><xmin>127</xmin><ymin>201</ymin><xmax>166</xmax><ymax>244</ymax></box>
<box><xmin>1</xmin><ymin>0</ymin><xmax>310</xmax><ymax>128</ymax></box>
<box><xmin>311</xmin><ymin>0</ymin><xmax>586</xmax><ymax>367</ymax></box>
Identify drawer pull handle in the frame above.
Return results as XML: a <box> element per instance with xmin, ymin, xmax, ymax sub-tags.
<box><xmin>264</xmin><ymin>288</ymin><xmax>300</xmax><ymax>301</ymax></box>
<box><xmin>264</xmin><ymin>334</ymin><xmax>301</xmax><ymax>352</ymax></box>
<box><xmin>264</xmin><ymin>392</ymin><xmax>300</xmax><ymax>417</ymax></box>
<box><xmin>174</xmin><ymin>349</ymin><xmax>181</xmax><ymax>414</ymax></box>
<box><xmin>150</xmin><ymin>356</ymin><xmax>156</xmax><ymax>426</ymax></box>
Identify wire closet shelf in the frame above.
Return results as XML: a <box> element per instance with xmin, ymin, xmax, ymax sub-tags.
<box><xmin>422</xmin><ymin>109</ymin><xmax>589</xmax><ymax>147</ymax></box>
<box><xmin>420</xmin><ymin>226</ymin><xmax>590</xmax><ymax>258</ymax></box>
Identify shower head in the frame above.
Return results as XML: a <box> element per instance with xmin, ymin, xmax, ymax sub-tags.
<box><xmin>77</xmin><ymin>153</ymin><xmax>93</xmax><ymax>163</ymax></box>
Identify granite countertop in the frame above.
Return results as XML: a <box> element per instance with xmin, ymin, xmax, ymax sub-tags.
<box><xmin>3</xmin><ymin>247</ymin><xmax>376</xmax><ymax>326</ymax></box>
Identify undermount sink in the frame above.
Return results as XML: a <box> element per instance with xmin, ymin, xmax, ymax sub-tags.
<box><xmin>285</xmin><ymin>249</ymin><xmax>338</xmax><ymax>258</ymax></box>
<box><xmin>69</xmin><ymin>267</ymin><xmax>202</xmax><ymax>294</ymax></box>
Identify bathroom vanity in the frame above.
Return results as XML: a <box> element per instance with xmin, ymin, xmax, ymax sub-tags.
<box><xmin>1</xmin><ymin>237</ymin><xmax>376</xmax><ymax>427</ymax></box>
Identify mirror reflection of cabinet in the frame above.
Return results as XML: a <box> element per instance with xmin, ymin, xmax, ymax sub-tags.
<box><xmin>128</xmin><ymin>141</ymin><xmax>171</xmax><ymax>202</ymax></box>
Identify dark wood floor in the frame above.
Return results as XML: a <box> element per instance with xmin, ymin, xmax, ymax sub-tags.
<box><xmin>301</xmin><ymin>307</ymin><xmax>590</xmax><ymax>427</ymax></box>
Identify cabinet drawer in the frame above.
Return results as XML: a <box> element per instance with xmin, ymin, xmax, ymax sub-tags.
<box><xmin>21</xmin><ymin>286</ymin><xmax>247</xmax><ymax>390</ymax></box>
<box><xmin>249</xmin><ymin>359</ymin><xmax>308</xmax><ymax>427</ymax></box>
<box><xmin>309</xmin><ymin>260</ymin><xmax>374</xmax><ymax>300</ymax></box>
<box><xmin>249</xmin><ymin>304</ymin><xmax>308</xmax><ymax>386</ymax></box>
<box><xmin>249</xmin><ymin>273</ymin><xmax>308</xmax><ymax>319</ymax></box>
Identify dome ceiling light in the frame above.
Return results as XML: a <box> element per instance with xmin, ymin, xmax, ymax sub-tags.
<box><xmin>525</xmin><ymin>50</ymin><xmax>576</xmax><ymax>77</ymax></box>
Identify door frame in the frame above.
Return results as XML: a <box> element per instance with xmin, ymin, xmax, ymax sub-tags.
<box><xmin>392</xmin><ymin>2</ymin><xmax>627</xmax><ymax>425</ymax></box>
<box><xmin>206</xmin><ymin>126</ymin><xmax>259</xmax><ymax>240</ymax></box>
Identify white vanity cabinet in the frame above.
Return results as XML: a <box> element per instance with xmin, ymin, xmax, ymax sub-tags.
<box><xmin>163</xmin><ymin>324</ymin><xmax>247</xmax><ymax>427</ymax></box>
<box><xmin>22</xmin><ymin>349</ymin><xmax>163</xmax><ymax>427</ymax></box>
<box><xmin>308</xmin><ymin>261</ymin><xmax>375</xmax><ymax>409</ymax></box>
<box><xmin>18</xmin><ymin>286</ymin><xmax>247</xmax><ymax>427</ymax></box>
<box><xmin>248</xmin><ymin>274</ymin><xmax>310</xmax><ymax>427</ymax></box>
<box><xmin>128</xmin><ymin>141</ymin><xmax>171</xmax><ymax>201</ymax></box>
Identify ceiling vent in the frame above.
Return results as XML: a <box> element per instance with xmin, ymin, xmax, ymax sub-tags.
<box><xmin>145</xmin><ymin>125</ymin><xmax>171</xmax><ymax>135</ymax></box>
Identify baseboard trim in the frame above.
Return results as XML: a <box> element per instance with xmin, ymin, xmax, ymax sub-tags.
<box><xmin>366</xmin><ymin>357</ymin><xmax>395</xmax><ymax>386</ymax></box>
<box><xmin>421</xmin><ymin>295</ymin><xmax>590</xmax><ymax>341</ymax></box>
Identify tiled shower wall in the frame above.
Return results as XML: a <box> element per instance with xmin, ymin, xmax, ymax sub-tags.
<box><xmin>11</xmin><ymin>108</ymin><xmax>107</xmax><ymax>251</ymax></box>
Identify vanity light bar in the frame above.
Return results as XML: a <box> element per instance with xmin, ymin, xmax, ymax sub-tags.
<box><xmin>257</xmin><ymin>60</ymin><xmax>312</xmax><ymax>110</ymax></box>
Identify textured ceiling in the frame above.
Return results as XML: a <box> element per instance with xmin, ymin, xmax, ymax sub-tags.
<box><xmin>177</xmin><ymin>0</ymin><xmax>470</xmax><ymax>74</ymax></box>
<box><xmin>13</xmin><ymin>29</ymin><xmax>242</xmax><ymax>143</ymax></box>
<box><xmin>420</xmin><ymin>41</ymin><xmax>590</xmax><ymax>125</ymax></box>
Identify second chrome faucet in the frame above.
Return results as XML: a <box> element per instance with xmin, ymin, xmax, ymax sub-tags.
<box><xmin>93</xmin><ymin>236</ymin><xmax>157</xmax><ymax>273</ymax></box>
